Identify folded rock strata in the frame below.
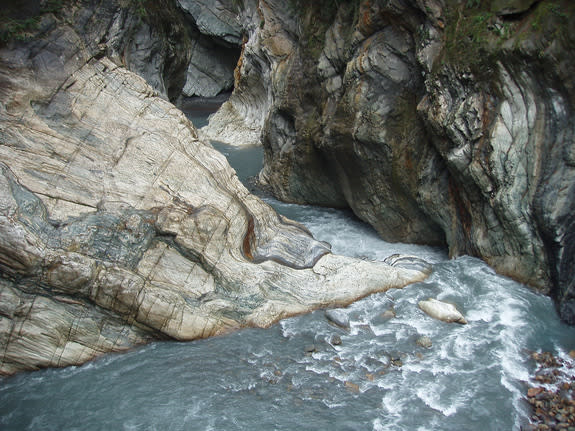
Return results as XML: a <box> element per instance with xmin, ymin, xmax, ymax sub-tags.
<box><xmin>0</xmin><ymin>10</ymin><xmax>428</xmax><ymax>375</ymax></box>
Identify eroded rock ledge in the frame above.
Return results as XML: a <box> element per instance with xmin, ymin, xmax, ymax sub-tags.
<box><xmin>0</xmin><ymin>4</ymin><xmax>428</xmax><ymax>375</ymax></box>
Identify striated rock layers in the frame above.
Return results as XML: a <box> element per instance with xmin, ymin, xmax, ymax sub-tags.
<box><xmin>0</xmin><ymin>1</ymin><xmax>428</xmax><ymax>375</ymax></box>
<box><xmin>206</xmin><ymin>0</ymin><xmax>575</xmax><ymax>323</ymax></box>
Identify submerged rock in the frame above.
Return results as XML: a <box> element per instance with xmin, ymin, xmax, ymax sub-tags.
<box><xmin>304</xmin><ymin>344</ymin><xmax>317</xmax><ymax>354</ymax></box>
<box><xmin>325</xmin><ymin>308</ymin><xmax>351</xmax><ymax>329</ymax></box>
<box><xmin>330</xmin><ymin>334</ymin><xmax>342</xmax><ymax>346</ymax></box>
<box><xmin>416</xmin><ymin>336</ymin><xmax>433</xmax><ymax>349</ymax></box>
<box><xmin>418</xmin><ymin>298</ymin><xmax>467</xmax><ymax>324</ymax></box>
<box><xmin>380</xmin><ymin>308</ymin><xmax>397</xmax><ymax>321</ymax></box>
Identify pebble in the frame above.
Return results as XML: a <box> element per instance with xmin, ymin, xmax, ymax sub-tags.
<box><xmin>380</xmin><ymin>308</ymin><xmax>396</xmax><ymax>320</ymax></box>
<box><xmin>304</xmin><ymin>344</ymin><xmax>316</xmax><ymax>353</ymax></box>
<box><xmin>390</xmin><ymin>354</ymin><xmax>403</xmax><ymax>368</ymax></box>
<box><xmin>330</xmin><ymin>335</ymin><xmax>342</xmax><ymax>346</ymax></box>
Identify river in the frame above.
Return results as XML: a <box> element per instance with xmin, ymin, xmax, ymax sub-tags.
<box><xmin>1</xmin><ymin>108</ymin><xmax>573</xmax><ymax>431</ymax></box>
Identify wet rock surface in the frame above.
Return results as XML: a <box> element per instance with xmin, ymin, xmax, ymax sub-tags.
<box><xmin>204</xmin><ymin>0</ymin><xmax>575</xmax><ymax>323</ymax></box>
<box><xmin>418</xmin><ymin>298</ymin><xmax>467</xmax><ymax>324</ymax></box>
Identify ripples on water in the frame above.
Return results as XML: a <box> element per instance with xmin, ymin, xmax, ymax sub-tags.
<box><xmin>1</xmin><ymin>135</ymin><xmax>573</xmax><ymax>431</ymax></box>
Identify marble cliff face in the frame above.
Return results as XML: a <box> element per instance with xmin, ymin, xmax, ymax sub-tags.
<box><xmin>203</xmin><ymin>0</ymin><xmax>575</xmax><ymax>324</ymax></box>
<box><xmin>0</xmin><ymin>0</ymin><xmax>428</xmax><ymax>375</ymax></box>
<box><xmin>1</xmin><ymin>0</ymin><xmax>574</xmax><ymax>374</ymax></box>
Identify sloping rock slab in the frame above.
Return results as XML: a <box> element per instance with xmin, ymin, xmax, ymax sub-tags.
<box><xmin>0</xmin><ymin>23</ymin><xmax>428</xmax><ymax>374</ymax></box>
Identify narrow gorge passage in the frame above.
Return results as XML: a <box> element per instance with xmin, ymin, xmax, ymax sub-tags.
<box><xmin>2</xmin><ymin>110</ymin><xmax>572</xmax><ymax>429</ymax></box>
<box><xmin>1</xmin><ymin>1</ymin><xmax>575</xmax><ymax>430</ymax></box>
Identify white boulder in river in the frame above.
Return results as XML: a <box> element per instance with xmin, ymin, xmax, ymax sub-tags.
<box><xmin>418</xmin><ymin>298</ymin><xmax>468</xmax><ymax>324</ymax></box>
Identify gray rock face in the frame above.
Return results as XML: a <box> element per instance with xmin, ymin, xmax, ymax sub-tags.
<box><xmin>0</xmin><ymin>4</ymin><xmax>428</xmax><ymax>374</ymax></box>
<box><xmin>206</xmin><ymin>0</ymin><xmax>575</xmax><ymax>323</ymax></box>
<box><xmin>74</xmin><ymin>0</ymin><xmax>192</xmax><ymax>101</ymax></box>
<box><xmin>68</xmin><ymin>0</ymin><xmax>241</xmax><ymax>102</ymax></box>
<box><xmin>182</xmin><ymin>38</ymin><xmax>237</xmax><ymax>97</ymax></box>
<box><xmin>176</xmin><ymin>0</ymin><xmax>244</xmax><ymax>99</ymax></box>
<box><xmin>177</xmin><ymin>0</ymin><xmax>244</xmax><ymax>45</ymax></box>
<box><xmin>199</xmin><ymin>0</ymin><xmax>291</xmax><ymax>146</ymax></box>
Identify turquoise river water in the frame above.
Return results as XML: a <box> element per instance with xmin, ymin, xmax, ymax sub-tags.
<box><xmin>0</xmin><ymin>110</ymin><xmax>573</xmax><ymax>431</ymax></box>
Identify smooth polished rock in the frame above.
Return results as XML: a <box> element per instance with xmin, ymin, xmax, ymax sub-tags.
<box><xmin>418</xmin><ymin>299</ymin><xmax>467</xmax><ymax>325</ymax></box>
<box><xmin>325</xmin><ymin>308</ymin><xmax>351</xmax><ymax>329</ymax></box>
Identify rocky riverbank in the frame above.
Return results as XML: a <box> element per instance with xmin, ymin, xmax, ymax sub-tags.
<box><xmin>202</xmin><ymin>0</ymin><xmax>575</xmax><ymax>324</ymax></box>
<box><xmin>525</xmin><ymin>351</ymin><xmax>575</xmax><ymax>430</ymax></box>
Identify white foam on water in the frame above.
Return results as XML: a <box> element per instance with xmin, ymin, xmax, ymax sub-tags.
<box><xmin>323</xmin><ymin>399</ymin><xmax>347</xmax><ymax>409</ymax></box>
<box><xmin>415</xmin><ymin>383</ymin><xmax>462</xmax><ymax>417</ymax></box>
<box><xmin>379</xmin><ymin>385</ymin><xmax>411</xmax><ymax>420</ymax></box>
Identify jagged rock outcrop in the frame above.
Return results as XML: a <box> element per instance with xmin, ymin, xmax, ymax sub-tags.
<box><xmin>204</xmin><ymin>0</ymin><xmax>575</xmax><ymax>323</ymax></box>
<box><xmin>79</xmin><ymin>0</ymin><xmax>192</xmax><ymax>101</ymax></box>
<box><xmin>199</xmin><ymin>0</ymin><xmax>285</xmax><ymax>146</ymax></box>
<box><xmin>0</xmin><ymin>1</ymin><xmax>428</xmax><ymax>375</ymax></box>
<box><xmin>24</xmin><ymin>0</ymin><xmax>243</xmax><ymax>102</ymax></box>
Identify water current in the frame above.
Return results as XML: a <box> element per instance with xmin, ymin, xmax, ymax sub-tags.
<box><xmin>1</xmin><ymin>109</ymin><xmax>573</xmax><ymax>431</ymax></box>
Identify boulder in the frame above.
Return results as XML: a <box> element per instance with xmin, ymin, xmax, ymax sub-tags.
<box><xmin>418</xmin><ymin>298</ymin><xmax>467</xmax><ymax>324</ymax></box>
<box><xmin>325</xmin><ymin>308</ymin><xmax>351</xmax><ymax>329</ymax></box>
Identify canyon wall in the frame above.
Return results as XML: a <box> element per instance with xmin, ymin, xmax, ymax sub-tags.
<box><xmin>204</xmin><ymin>0</ymin><xmax>575</xmax><ymax>323</ymax></box>
<box><xmin>1</xmin><ymin>0</ymin><xmax>573</xmax><ymax>375</ymax></box>
<box><xmin>0</xmin><ymin>0</ymin><xmax>428</xmax><ymax>374</ymax></box>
